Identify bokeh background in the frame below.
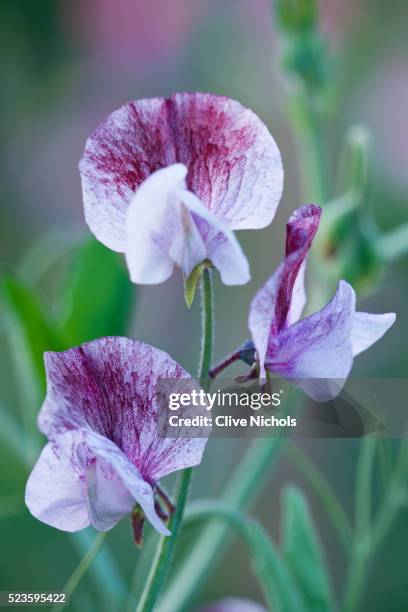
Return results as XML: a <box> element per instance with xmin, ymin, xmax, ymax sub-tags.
<box><xmin>1</xmin><ymin>0</ymin><xmax>407</xmax><ymax>610</ymax></box>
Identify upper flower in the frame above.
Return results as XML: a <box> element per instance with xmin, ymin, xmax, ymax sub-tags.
<box><xmin>79</xmin><ymin>92</ymin><xmax>283</xmax><ymax>285</ymax></box>
<box><xmin>25</xmin><ymin>337</ymin><xmax>208</xmax><ymax>539</ymax></box>
<box><xmin>248</xmin><ymin>205</ymin><xmax>396</xmax><ymax>399</ymax></box>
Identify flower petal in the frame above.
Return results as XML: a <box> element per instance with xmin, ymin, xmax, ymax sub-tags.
<box><xmin>86</xmin><ymin>460</ymin><xmax>136</xmax><ymax>532</ymax></box>
<box><xmin>248</xmin><ymin>205</ymin><xmax>321</xmax><ymax>376</ymax></box>
<box><xmin>25</xmin><ymin>429</ymin><xmax>170</xmax><ymax>535</ymax></box>
<box><xmin>25</xmin><ymin>431</ymin><xmax>90</xmax><ymax>532</ymax></box>
<box><xmin>84</xmin><ymin>430</ymin><xmax>169</xmax><ymax>535</ymax></box>
<box><xmin>180</xmin><ymin>189</ymin><xmax>250</xmax><ymax>285</ymax></box>
<box><xmin>79</xmin><ymin>93</ymin><xmax>283</xmax><ymax>251</ymax></box>
<box><xmin>39</xmin><ymin>337</ymin><xmax>208</xmax><ymax>484</ymax></box>
<box><xmin>125</xmin><ymin>164</ymin><xmax>206</xmax><ymax>283</ymax></box>
<box><xmin>199</xmin><ymin>599</ymin><xmax>266</xmax><ymax>612</ymax></box>
<box><xmin>351</xmin><ymin>311</ymin><xmax>396</xmax><ymax>356</ymax></box>
<box><xmin>266</xmin><ymin>281</ymin><xmax>356</xmax><ymax>400</ymax></box>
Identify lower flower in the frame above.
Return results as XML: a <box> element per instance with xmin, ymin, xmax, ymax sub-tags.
<box><xmin>25</xmin><ymin>337</ymin><xmax>209</xmax><ymax>541</ymax></box>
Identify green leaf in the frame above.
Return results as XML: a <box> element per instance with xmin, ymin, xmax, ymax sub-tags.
<box><xmin>248</xmin><ymin>521</ymin><xmax>307</xmax><ymax>612</ymax></box>
<box><xmin>185</xmin><ymin>500</ymin><xmax>306</xmax><ymax>612</ymax></box>
<box><xmin>1</xmin><ymin>277</ymin><xmax>61</xmax><ymax>395</ymax></box>
<box><xmin>58</xmin><ymin>239</ymin><xmax>135</xmax><ymax>345</ymax></box>
<box><xmin>282</xmin><ymin>485</ymin><xmax>335</xmax><ymax>612</ymax></box>
<box><xmin>184</xmin><ymin>259</ymin><xmax>212</xmax><ymax>308</ymax></box>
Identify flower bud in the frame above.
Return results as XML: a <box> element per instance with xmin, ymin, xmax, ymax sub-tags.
<box><xmin>316</xmin><ymin>196</ymin><xmax>383</xmax><ymax>294</ymax></box>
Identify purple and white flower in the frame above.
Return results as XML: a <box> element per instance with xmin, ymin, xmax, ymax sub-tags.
<box><xmin>248</xmin><ymin>205</ymin><xmax>396</xmax><ymax>399</ymax></box>
<box><xmin>25</xmin><ymin>337</ymin><xmax>208</xmax><ymax>540</ymax></box>
<box><xmin>79</xmin><ymin>92</ymin><xmax>283</xmax><ymax>285</ymax></box>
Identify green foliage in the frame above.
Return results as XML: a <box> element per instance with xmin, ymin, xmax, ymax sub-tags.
<box><xmin>58</xmin><ymin>239</ymin><xmax>134</xmax><ymax>345</ymax></box>
<box><xmin>185</xmin><ymin>500</ymin><xmax>307</xmax><ymax>612</ymax></box>
<box><xmin>1</xmin><ymin>239</ymin><xmax>135</xmax><ymax>400</ymax></box>
<box><xmin>316</xmin><ymin>196</ymin><xmax>383</xmax><ymax>294</ymax></box>
<box><xmin>315</xmin><ymin>126</ymin><xmax>384</xmax><ymax>294</ymax></box>
<box><xmin>1</xmin><ymin>277</ymin><xmax>62</xmax><ymax>394</ymax></box>
<box><xmin>248</xmin><ymin>520</ymin><xmax>307</xmax><ymax>612</ymax></box>
<box><xmin>282</xmin><ymin>485</ymin><xmax>334</xmax><ymax>612</ymax></box>
<box><xmin>275</xmin><ymin>0</ymin><xmax>317</xmax><ymax>34</ymax></box>
<box><xmin>274</xmin><ymin>0</ymin><xmax>331</xmax><ymax>111</ymax></box>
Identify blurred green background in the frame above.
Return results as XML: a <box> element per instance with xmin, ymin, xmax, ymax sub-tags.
<box><xmin>0</xmin><ymin>0</ymin><xmax>407</xmax><ymax>610</ymax></box>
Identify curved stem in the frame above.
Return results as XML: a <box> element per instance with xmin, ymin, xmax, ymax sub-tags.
<box><xmin>135</xmin><ymin>269</ymin><xmax>214</xmax><ymax>612</ymax></box>
<box><xmin>209</xmin><ymin>351</ymin><xmax>240</xmax><ymax>379</ymax></box>
<box><xmin>157</xmin><ymin>437</ymin><xmax>285</xmax><ymax>612</ymax></box>
<box><xmin>184</xmin><ymin>500</ymin><xmax>304</xmax><ymax>612</ymax></box>
<box><xmin>287</xmin><ymin>444</ymin><xmax>352</xmax><ymax>554</ymax></box>
<box><xmin>51</xmin><ymin>532</ymin><xmax>106</xmax><ymax>612</ymax></box>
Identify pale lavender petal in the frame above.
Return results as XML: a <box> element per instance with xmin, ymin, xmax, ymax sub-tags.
<box><xmin>248</xmin><ymin>265</ymin><xmax>282</xmax><ymax>379</ymax></box>
<box><xmin>39</xmin><ymin>338</ymin><xmax>208</xmax><ymax>484</ymax></box>
<box><xmin>248</xmin><ymin>205</ymin><xmax>321</xmax><ymax>376</ymax></box>
<box><xmin>25</xmin><ymin>431</ymin><xmax>91</xmax><ymax>532</ymax></box>
<box><xmin>125</xmin><ymin>164</ymin><xmax>206</xmax><ymax>283</ymax></box>
<box><xmin>199</xmin><ymin>599</ymin><xmax>267</xmax><ymax>612</ymax></box>
<box><xmin>26</xmin><ymin>429</ymin><xmax>169</xmax><ymax>534</ymax></box>
<box><xmin>79</xmin><ymin>93</ymin><xmax>283</xmax><ymax>252</ymax></box>
<box><xmin>86</xmin><ymin>460</ymin><xmax>136</xmax><ymax>532</ymax></box>
<box><xmin>180</xmin><ymin>189</ymin><xmax>250</xmax><ymax>285</ymax></box>
<box><xmin>351</xmin><ymin>312</ymin><xmax>396</xmax><ymax>356</ymax></box>
<box><xmin>266</xmin><ymin>281</ymin><xmax>356</xmax><ymax>400</ymax></box>
<box><xmin>84</xmin><ymin>430</ymin><xmax>169</xmax><ymax>535</ymax></box>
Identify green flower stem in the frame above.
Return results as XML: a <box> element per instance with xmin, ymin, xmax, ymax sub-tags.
<box><xmin>136</xmin><ymin>269</ymin><xmax>214</xmax><ymax>612</ymax></box>
<box><xmin>295</xmin><ymin>106</ymin><xmax>328</xmax><ymax>204</ymax></box>
<box><xmin>198</xmin><ymin>268</ymin><xmax>214</xmax><ymax>389</ymax></box>
<box><xmin>51</xmin><ymin>532</ymin><xmax>106</xmax><ymax>612</ymax></box>
<box><xmin>286</xmin><ymin>444</ymin><xmax>352</xmax><ymax>554</ymax></box>
<box><xmin>135</xmin><ymin>468</ymin><xmax>193</xmax><ymax>612</ymax></box>
<box><xmin>157</xmin><ymin>436</ymin><xmax>285</xmax><ymax>612</ymax></box>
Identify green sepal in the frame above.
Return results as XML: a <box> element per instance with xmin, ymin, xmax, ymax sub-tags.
<box><xmin>183</xmin><ymin>259</ymin><xmax>212</xmax><ymax>308</ymax></box>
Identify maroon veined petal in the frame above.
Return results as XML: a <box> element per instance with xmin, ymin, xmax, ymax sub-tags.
<box><xmin>38</xmin><ymin>337</ymin><xmax>208</xmax><ymax>484</ymax></box>
<box><xmin>248</xmin><ymin>205</ymin><xmax>321</xmax><ymax>376</ymax></box>
<box><xmin>79</xmin><ymin>92</ymin><xmax>283</xmax><ymax>251</ymax></box>
<box><xmin>276</xmin><ymin>204</ymin><xmax>322</xmax><ymax>331</ymax></box>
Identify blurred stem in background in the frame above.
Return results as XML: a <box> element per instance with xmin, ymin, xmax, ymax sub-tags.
<box><xmin>273</xmin><ymin>0</ymin><xmax>331</xmax><ymax>204</ymax></box>
<box><xmin>50</xmin><ymin>532</ymin><xmax>106</xmax><ymax>612</ymax></box>
<box><xmin>343</xmin><ymin>439</ymin><xmax>408</xmax><ymax>612</ymax></box>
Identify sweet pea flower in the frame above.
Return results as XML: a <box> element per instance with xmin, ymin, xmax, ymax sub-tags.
<box><xmin>245</xmin><ymin>205</ymin><xmax>395</xmax><ymax>400</ymax></box>
<box><xmin>79</xmin><ymin>92</ymin><xmax>283</xmax><ymax>285</ymax></box>
<box><xmin>25</xmin><ymin>337</ymin><xmax>208</xmax><ymax>541</ymax></box>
